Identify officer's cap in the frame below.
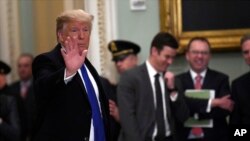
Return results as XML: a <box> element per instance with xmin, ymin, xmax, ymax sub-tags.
<box><xmin>108</xmin><ymin>40</ymin><xmax>140</xmax><ymax>62</ymax></box>
<box><xmin>0</xmin><ymin>60</ymin><xmax>11</xmax><ymax>74</ymax></box>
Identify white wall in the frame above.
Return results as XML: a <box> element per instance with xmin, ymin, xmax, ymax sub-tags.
<box><xmin>116</xmin><ymin>0</ymin><xmax>160</xmax><ymax>63</ymax></box>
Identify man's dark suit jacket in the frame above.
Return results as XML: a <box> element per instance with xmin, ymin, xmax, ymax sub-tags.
<box><xmin>100</xmin><ymin>77</ymin><xmax>120</xmax><ymax>141</ymax></box>
<box><xmin>117</xmin><ymin>63</ymin><xmax>189</xmax><ymax>141</ymax></box>
<box><xmin>32</xmin><ymin>44</ymin><xmax>110</xmax><ymax>141</ymax></box>
<box><xmin>10</xmin><ymin>80</ymin><xmax>36</xmax><ymax>141</ymax></box>
<box><xmin>176</xmin><ymin>68</ymin><xmax>230</xmax><ymax>141</ymax></box>
<box><xmin>0</xmin><ymin>94</ymin><xmax>20</xmax><ymax>141</ymax></box>
<box><xmin>230</xmin><ymin>71</ymin><xmax>250</xmax><ymax>124</ymax></box>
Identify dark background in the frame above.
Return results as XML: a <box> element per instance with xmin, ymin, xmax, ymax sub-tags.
<box><xmin>182</xmin><ymin>0</ymin><xmax>250</xmax><ymax>31</ymax></box>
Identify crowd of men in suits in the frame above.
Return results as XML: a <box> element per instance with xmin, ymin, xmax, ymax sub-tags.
<box><xmin>0</xmin><ymin>9</ymin><xmax>250</xmax><ymax>141</ymax></box>
<box><xmin>0</xmin><ymin>53</ymin><xmax>35</xmax><ymax>141</ymax></box>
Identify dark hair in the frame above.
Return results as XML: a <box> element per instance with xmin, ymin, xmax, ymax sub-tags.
<box><xmin>240</xmin><ymin>34</ymin><xmax>250</xmax><ymax>46</ymax></box>
<box><xmin>150</xmin><ymin>32</ymin><xmax>178</xmax><ymax>53</ymax></box>
<box><xmin>186</xmin><ymin>37</ymin><xmax>211</xmax><ymax>52</ymax></box>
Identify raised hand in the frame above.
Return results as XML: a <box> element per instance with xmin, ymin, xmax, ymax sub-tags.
<box><xmin>61</xmin><ymin>36</ymin><xmax>88</xmax><ymax>77</ymax></box>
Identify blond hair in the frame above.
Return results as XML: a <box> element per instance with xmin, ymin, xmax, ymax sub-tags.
<box><xmin>56</xmin><ymin>9</ymin><xmax>94</xmax><ymax>33</ymax></box>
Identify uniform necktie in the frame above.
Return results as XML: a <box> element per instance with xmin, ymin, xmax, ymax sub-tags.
<box><xmin>191</xmin><ymin>74</ymin><xmax>204</xmax><ymax>137</ymax></box>
<box><xmin>81</xmin><ymin>65</ymin><xmax>106</xmax><ymax>141</ymax></box>
<box><xmin>154</xmin><ymin>73</ymin><xmax>166</xmax><ymax>139</ymax></box>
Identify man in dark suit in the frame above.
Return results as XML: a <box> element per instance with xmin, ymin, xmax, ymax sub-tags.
<box><xmin>10</xmin><ymin>53</ymin><xmax>36</xmax><ymax>141</ymax></box>
<box><xmin>176</xmin><ymin>37</ymin><xmax>234</xmax><ymax>141</ymax></box>
<box><xmin>101</xmin><ymin>40</ymin><xmax>141</xmax><ymax>141</ymax></box>
<box><xmin>117</xmin><ymin>32</ymin><xmax>189</xmax><ymax>141</ymax></box>
<box><xmin>0</xmin><ymin>60</ymin><xmax>20</xmax><ymax>141</ymax></box>
<box><xmin>32</xmin><ymin>9</ymin><xmax>110</xmax><ymax>141</ymax></box>
<box><xmin>230</xmin><ymin>34</ymin><xmax>250</xmax><ymax>125</ymax></box>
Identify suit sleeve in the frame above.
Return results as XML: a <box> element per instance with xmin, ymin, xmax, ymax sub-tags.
<box><xmin>32</xmin><ymin>55</ymin><xmax>66</xmax><ymax>114</ymax></box>
<box><xmin>209</xmin><ymin>75</ymin><xmax>231</xmax><ymax>119</ymax></box>
<box><xmin>183</xmin><ymin>74</ymin><xmax>231</xmax><ymax>119</ymax></box>
<box><xmin>117</xmin><ymin>72</ymin><xmax>142</xmax><ymax>141</ymax></box>
<box><xmin>32</xmin><ymin>55</ymin><xmax>66</xmax><ymax>90</ymax></box>
<box><xmin>0</xmin><ymin>96</ymin><xmax>20</xmax><ymax>141</ymax></box>
<box><xmin>229</xmin><ymin>80</ymin><xmax>241</xmax><ymax>124</ymax></box>
<box><xmin>170</xmin><ymin>77</ymin><xmax>190</xmax><ymax>123</ymax></box>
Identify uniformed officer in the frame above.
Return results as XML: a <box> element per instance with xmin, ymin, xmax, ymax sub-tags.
<box><xmin>101</xmin><ymin>40</ymin><xmax>141</xmax><ymax>141</ymax></box>
<box><xmin>0</xmin><ymin>60</ymin><xmax>20</xmax><ymax>141</ymax></box>
<box><xmin>108</xmin><ymin>40</ymin><xmax>140</xmax><ymax>74</ymax></box>
<box><xmin>0</xmin><ymin>60</ymin><xmax>11</xmax><ymax>94</ymax></box>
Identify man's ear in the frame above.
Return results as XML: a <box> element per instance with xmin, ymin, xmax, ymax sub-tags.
<box><xmin>57</xmin><ymin>31</ymin><xmax>63</xmax><ymax>43</ymax></box>
<box><xmin>152</xmin><ymin>46</ymin><xmax>158</xmax><ymax>56</ymax></box>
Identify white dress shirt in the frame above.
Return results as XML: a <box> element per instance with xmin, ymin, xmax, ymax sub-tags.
<box><xmin>146</xmin><ymin>60</ymin><xmax>171</xmax><ymax>139</ymax></box>
<box><xmin>64</xmin><ymin>64</ymin><xmax>101</xmax><ymax>141</ymax></box>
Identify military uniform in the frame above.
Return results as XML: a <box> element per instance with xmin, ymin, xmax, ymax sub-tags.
<box><xmin>101</xmin><ymin>40</ymin><xmax>141</xmax><ymax>141</ymax></box>
<box><xmin>0</xmin><ymin>60</ymin><xmax>20</xmax><ymax>141</ymax></box>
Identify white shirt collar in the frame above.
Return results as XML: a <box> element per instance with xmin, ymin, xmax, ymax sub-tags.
<box><xmin>146</xmin><ymin>60</ymin><xmax>162</xmax><ymax>77</ymax></box>
<box><xmin>190</xmin><ymin>69</ymin><xmax>207</xmax><ymax>80</ymax></box>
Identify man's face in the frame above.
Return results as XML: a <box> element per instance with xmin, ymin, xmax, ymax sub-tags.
<box><xmin>242</xmin><ymin>40</ymin><xmax>250</xmax><ymax>65</ymax></box>
<box><xmin>115</xmin><ymin>54</ymin><xmax>138</xmax><ymax>74</ymax></box>
<box><xmin>18</xmin><ymin>56</ymin><xmax>33</xmax><ymax>81</ymax></box>
<box><xmin>152</xmin><ymin>46</ymin><xmax>177</xmax><ymax>72</ymax></box>
<box><xmin>186</xmin><ymin>40</ymin><xmax>211</xmax><ymax>73</ymax></box>
<box><xmin>58</xmin><ymin>21</ymin><xmax>91</xmax><ymax>53</ymax></box>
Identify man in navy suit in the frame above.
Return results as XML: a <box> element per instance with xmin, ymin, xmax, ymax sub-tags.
<box><xmin>32</xmin><ymin>9</ymin><xmax>110</xmax><ymax>141</ymax></box>
<box><xmin>10</xmin><ymin>53</ymin><xmax>36</xmax><ymax>141</ymax></box>
<box><xmin>230</xmin><ymin>34</ymin><xmax>250</xmax><ymax>125</ymax></box>
<box><xmin>176</xmin><ymin>37</ymin><xmax>234</xmax><ymax>141</ymax></box>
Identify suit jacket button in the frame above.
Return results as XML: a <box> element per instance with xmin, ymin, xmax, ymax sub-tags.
<box><xmin>84</xmin><ymin>137</ymin><xmax>89</xmax><ymax>141</ymax></box>
<box><xmin>87</xmin><ymin>110</ymin><xmax>92</xmax><ymax>115</ymax></box>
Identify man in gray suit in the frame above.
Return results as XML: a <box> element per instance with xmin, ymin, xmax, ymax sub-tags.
<box><xmin>117</xmin><ymin>32</ymin><xmax>189</xmax><ymax>141</ymax></box>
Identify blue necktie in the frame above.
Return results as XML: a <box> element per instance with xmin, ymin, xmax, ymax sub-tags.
<box><xmin>81</xmin><ymin>65</ymin><xmax>106</xmax><ymax>141</ymax></box>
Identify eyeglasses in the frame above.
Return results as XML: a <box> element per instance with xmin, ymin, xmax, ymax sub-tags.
<box><xmin>189</xmin><ymin>50</ymin><xmax>209</xmax><ymax>55</ymax></box>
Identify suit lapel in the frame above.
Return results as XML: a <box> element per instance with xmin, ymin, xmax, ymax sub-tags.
<box><xmin>140</xmin><ymin>63</ymin><xmax>155</xmax><ymax>108</ymax></box>
<box><xmin>84</xmin><ymin>59</ymin><xmax>109</xmax><ymax>127</ymax></box>
<box><xmin>186</xmin><ymin>71</ymin><xmax>195</xmax><ymax>89</ymax></box>
<box><xmin>202</xmin><ymin>69</ymin><xmax>212</xmax><ymax>89</ymax></box>
<box><xmin>164</xmin><ymin>83</ymin><xmax>172</xmax><ymax>121</ymax></box>
<box><xmin>84</xmin><ymin>59</ymin><xmax>107</xmax><ymax>107</ymax></box>
<box><xmin>140</xmin><ymin>64</ymin><xmax>155</xmax><ymax>131</ymax></box>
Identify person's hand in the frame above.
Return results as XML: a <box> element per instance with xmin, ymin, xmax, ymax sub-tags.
<box><xmin>164</xmin><ymin>71</ymin><xmax>175</xmax><ymax>90</ymax></box>
<box><xmin>109</xmin><ymin>99</ymin><xmax>120</xmax><ymax>122</ymax></box>
<box><xmin>211</xmin><ymin>95</ymin><xmax>234</xmax><ymax>112</ymax></box>
<box><xmin>61</xmin><ymin>36</ymin><xmax>88</xmax><ymax>77</ymax></box>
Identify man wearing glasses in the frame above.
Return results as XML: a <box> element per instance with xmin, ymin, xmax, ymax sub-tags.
<box><xmin>176</xmin><ymin>37</ymin><xmax>234</xmax><ymax>141</ymax></box>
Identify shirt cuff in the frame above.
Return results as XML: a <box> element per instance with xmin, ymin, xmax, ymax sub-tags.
<box><xmin>64</xmin><ymin>69</ymin><xmax>76</xmax><ymax>84</ymax></box>
<box><xmin>170</xmin><ymin>92</ymin><xmax>178</xmax><ymax>102</ymax></box>
<box><xmin>206</xmin><ymin>98</ymin><xmax>212</xmax><ymax>113</ymax></box>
